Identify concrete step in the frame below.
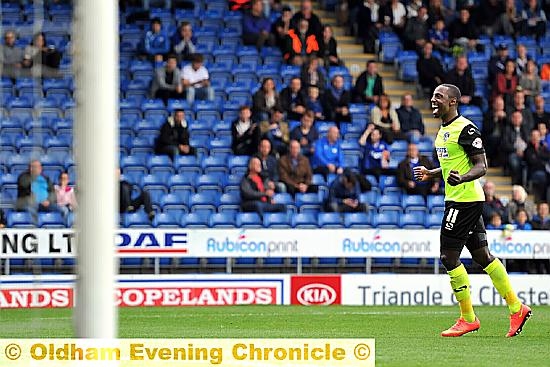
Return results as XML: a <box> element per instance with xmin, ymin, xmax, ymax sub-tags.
<box><xmin>338</xmin><ymin>43</ymin><xmax>365</xmax><ymax>54</ymax></box>
<box><xmin>337</xmin><ymin>36</ymin><xmax>358</xmax><ymax>45</ymax></box>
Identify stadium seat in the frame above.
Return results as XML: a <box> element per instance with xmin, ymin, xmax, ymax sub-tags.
<box><xmin>209</xmin><ymin>212</ymin><xmax>236</xmax><ymax>228</ymax></box>
<box><xmin>375</xmin><ymin>212</ymin><xmax>400</xmax><ymax>228</ymax></box>
<box><xmin>427</xmin><ymin>195</ymin><xmax>445</xmax><ymax>212</ymax></box>
<box><xmin>236</xmin><ymin>212</ymin><xmax>262</xmax><ymax>228</ymax></box>
<box><xmin>263</xmin><ymin>212</ymin><xmax>291</xmax><ymax>228</ymax></box>
<box><xmin>295</xmin><ymin>193</ymin><xmax>323</xmax><ymax>213</ymax></box>
<box><xmin>181</xmin><ymin>212</ymin><xmax>209</xmax><ymax>228</ymax></box>
<box><xmin>7</xmin><ymin>211</ymin><xmax>34</xmax><ymax>228</ymax></box>
<box><xmin>318</xmin><ymin>212</ymin><xmax>344</xmax><ymax>228</ymax></box>
<box><xmin>400</xmin><ymin>212</ymin><xmax>426</xmax><ymax>229</ymax></box>
<box><xmin>189</xmin><ymin>192</ymin><xmax>218</xmax><ymax>214</ymax></box>
<box><xmin>402</xmin><ymin>194</ymin><xmax>426</xmax><ymax>212</ymax></box>
<box><xmin>123</xmin><ymin>211</ymin><xmax>152</xmax><ymax>228</ymax></box>
<box><xmin>292</xmin><ymin>213</ymin><xmax>318</xmax><ymax>228</ymax></box>
<box><xmin>218</xmin><ymin>192</ymin><xmax>240</xmax><ymax>213</ymax></box>
<box><xmin>426</xmin><ymin>212</ymin><xmax>443</xmax><ymax>228</ymax></box>
<box><xmin>152</xmin><ymin>212</ymin><xmax>179</xmax><ymax>228</ymax></box>
<box><xmin>37</xmin><ymin>212</ymin><xmax>65</xmax><ymax>228</ymax></box>
<box><xmin>344</xmin><ymin>212</ymin><xmax>373</xmax><ymax>228</ymax></box>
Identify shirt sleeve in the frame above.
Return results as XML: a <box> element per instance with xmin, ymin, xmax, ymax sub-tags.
<box><xmin>458</xmin><ymin>124</ymin><xmax>485</xmax><ymax>157</ymax></box>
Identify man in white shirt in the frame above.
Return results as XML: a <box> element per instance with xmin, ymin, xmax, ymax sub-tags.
<box><xmin>181</xmin><ymin>53</ymin><xmax>214</xmax><ymax>104</ymax></box>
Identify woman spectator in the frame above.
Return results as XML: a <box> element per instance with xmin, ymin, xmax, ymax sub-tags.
<box><xmin>493</xmin><ymin>59</ymin><xmax>518</xmax><ymax>106</ymax></box>
<box><xmin>22</xmin><ymin>32</ymin><xmax>62</xmax><ymax>78</ymax></box>
<box><xmin>318</xmin><ymin>25</ymin><xmax>342</xmax><ymax>67</ymax></box>
<box><xmin>369</xmin><ymin>93</ymin><xmax>401</xmax><ymax>144</ymax></box>
<box><xmin>252</xmin><ymin>77</ymin><xmax>281</xmax><ymax>122</ymax></box>
<box><xmin>300</xmin><ymin>56</ymin><xmax>326</xmax><ymax>92</ymax></box>
<box><xmin>54</xmin><ymin>172</ymin><xmax>77</xmax><ymax>220</ymax></box>
<box><xmin>519</xmin><ymin>59</ymin><xmax>542</xmax><ymax>108</ymax></box>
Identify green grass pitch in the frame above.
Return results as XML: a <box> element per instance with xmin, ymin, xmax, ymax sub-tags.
<box><xmin>2</xmin><ymin>306</ymin><xmax>549</xmax><ymax>367</ymax></box>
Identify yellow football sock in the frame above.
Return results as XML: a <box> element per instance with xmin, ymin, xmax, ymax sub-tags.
<box><xmin>448</xmin><ymin>264</ymin><xmax>476</xmax><ymax>322</ymax></box>
<box><xmin>484</xmin><ymin>258</ymin><xmax>522</xmax><ymax>314</ymax></box>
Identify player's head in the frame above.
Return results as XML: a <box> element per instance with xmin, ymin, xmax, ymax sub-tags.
<box><xmin>431</xmin><ymin>84</ymin><xmax>461</xmax><ymax>121</ymax></box>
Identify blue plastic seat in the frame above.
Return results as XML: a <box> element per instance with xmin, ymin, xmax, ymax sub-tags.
<box><xmin>402</xmin><ymin>194</ymin><xmax>426</xmax><ymax>211</ymax></box>
<box><xmin>181</xmin><ymin>212</ymin><xmax>209</xmax><ymax>228</ymax></box>
<box><xmin>344</xmin><ymin>212</ymin><xmax>373</xmax><ymax>228</ymax></box>
<box><xmin>219</xmin><ymin>192</ymin><xmax>241</xmax><ymax>212</ymax></box>
<box><xmin>292</xmin><ymin>212</ymin><xmax>318</xmax><ymax>228</ymax></box>
<box><xmin>295</xmin><ymin>193</ymin><xmax>322</xmax><ymax>213</ymax></box>
<box><xmin>400</xmin><ymin>212</ymin><xmax>426</xmax><ymax>229</ymax></box>
<box><xmin>195</xmin><ymin>173</ymin><xmax>224</xmax><ymax>193</ymax></box>
<box><xmin>236</xmin><ymin>212</ymin><xmax>262</xmax><ymax>228</ymax></box>
<box><xmin>7</xmin><ymin>211</ymin><xmax>34</xmax><ymax>228</ymax></box>
<box><xmin>318</xmin><ymin>212</ymin><xmax>344</xmax><ymax>228</ymax></box>
<box><xmin>123</xmin><ymin>211</ymin><xmax>152</xmax><ymax>228</ymax></box>
<box><xmin>375</xmin><ymin>212</ymin><xmax>400</xmax><ymax>228</ymax></box>
<box><xmin>38</xmin><ymin>212</ymin><xmax>65</xmax><ymax>228</ymax></box>
<box><xmin>201</xmin><ymin>155</ymin><xmax>228</xmax><ymax>174</ymax></box>
<box><xmin>209</xmin><ymin>212</ymin><xmax>236</xmax><ymax>228</ymax></box>
<box><xmin>427</xmin><ymin>195</ymin><xmax>445</xmax><ymax>212</ymax></box>
<box><xmin>189</xmin><ymin>192</ymin><xmax>218</xmax><ymax>213</ymax></box>
<box><xmin>263</xmin><ymin>212</ymin><xmax>291</xmax><ymax>228</ymax></box>
<box><xmin>426</xmin><ymin>212</ymin><xmax>443</xmax><ymax>228</ymax></box>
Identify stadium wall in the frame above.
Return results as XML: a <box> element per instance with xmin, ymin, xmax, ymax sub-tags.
<box><xmin>2</xmin><ymin>274</ymin><xmax>549</xmax><ymax>309</ymax></box>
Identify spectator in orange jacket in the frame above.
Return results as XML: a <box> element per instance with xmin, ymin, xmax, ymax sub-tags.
<box><xmin>283</xmin><ymin>19</ymin><xmax>319</xmax><ymax>66</ymax></box>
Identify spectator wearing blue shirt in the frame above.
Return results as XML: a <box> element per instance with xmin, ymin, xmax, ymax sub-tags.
<box><xmin>359</xmin><ymin>125</ymin><xmax>392</xmax><ymax>179</ymax></box>
<box><xmin>325</xmin><ymin>169</ymin><xmax>368</xmax><ymax>213</ymax></box>
<box><xmin>531</xmin><ymin>202</ymin><xmax>550</xmax><ymax>230</ymax></box>
<box><xmin>312</xmin><ymin>126</ymin><xmax>344</xmax><ymax>178</ymax></box>
<box><xmin>305</xmin><ymin>85</ymin><xmax>325</xmax><ymax>121</ymax></box>
<box><xmin>15</xmin><ymin>160</ymin><xmax>58</xmax><ymax>219</ymax></box>
<box><xmin>486</xmin><ymin>212</ymin><xmax>504</xmax><ymax>230</ymax></box>
<box><xmin>144</xmin><ymin>18</ymin><xmax>170</xmax><ymax>62</ymax></box>
<box><xmin>513</xmin><ymin>209</ymin><xmax>533</xmax><ymax>230</ymax></box>
<box><xmin>242</xmin><ymin>0</ymin><xmax>275</xmax><ymax>50</ymax></box>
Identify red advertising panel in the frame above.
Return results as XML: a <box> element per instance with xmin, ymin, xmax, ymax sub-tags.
<box><xmin>0</xmin><ymin>288</ymin><xmax>73</xmax><ymax>309</ymax></box>
<box><xmin>291</xmin><ymin>275</ymin><xmax>341</xmax><ymax>305</ymax></box>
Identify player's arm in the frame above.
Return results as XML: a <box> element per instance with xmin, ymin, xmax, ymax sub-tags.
<box><xmin>413</xmin><ymin>166</ymin><xmax>442</xmax><ymax>181</ymax></box>
<box><xmin>447</xmin><ymin>124</ymin><xmax>487</xmax><ymax>186</ymax></box>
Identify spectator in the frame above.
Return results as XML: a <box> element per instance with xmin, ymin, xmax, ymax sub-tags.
<box><xmin>417</xmin><ymin>42</ymin><xmax>446</xmax><ymax>96</ymax></box>
<box><xmin>531</xmin><ymin>202</ymin><xmax>550</xmax><ymax>230</ymax></box>
<box><xmin>403</xmin><ymin>6</ymin><xmax>429</xmax><ymax>52</ymax></box>
<box><xmin>272</xmin><ymin>6</ymin><xmax>293</xmax><ymax>51</ymax></box>
<box><xmin>318</xmin><ymin>25</ymin><xmax>342</xmax><ymax>67</ymax></box>
<box><xmin>360</xmin><ymin>125</ymin><xmax>392</xmax><ymax>179</ymax></box>
<box><xmin>357</xmin><ymin>0</ymin><xmax>382</xmax><ymax>54</ymax></box>
<box><xmin>119</xmin><ymin>169</ymin><xmax>155</xmax><ymax>221</ymax></box>
<box><xmin>515</xmin><ymin>44</ymin><xmax>529</xmax><ymax>76</ymax></box>
<box><xmin>477</xmin><ymin>0</ymin><xmax>505</xmax><ymax>36</ymax></box>
<box><xmin>54</xmin><ymin>172</ymin><xmax>77</xmax><ymax>220</ymax></box>
<box><xmin>486</xmin><ymin>212</ymin><xmax>504</xmax><ymax>230</ymax></box>
<box><xmin>181</xmin><ymin>53</ymin><xmax>214</xmax><ymax>104</ymax></box>
<box><xmin>1</xmin><ymin>30</ymin><xmax>24</xmax><ymax>78</ymax></box>
<box><xmin>513</xmin><ymin>209</ymin><xmax>533</xmax><ymax>230</ymax></box>
<box><xmin>151</xmin><ymin>54</ymin><xmax>184</xmax><ymax>104</ymax></box>
<box><xmin>305</xmin><ymin>85</ymin><xmax>325</xmax><ymax>120</ymax></box>
<box><xmin>533</xmin><ymin>95</ymin><xmax>550</xmax><ymax>128</ymax></box>
<box><xmin>16</xmin><ymin>160</ymin><xmax>58</xmax><ymax>218</ymax></box>
<box><xmin>506</xmin><ymin>185</ymin><xmax>536</xmax><ymax>222</ymax></box>
<box><xmin>507</xmin><ymin>89</ymin><xmax>534</xmax><ymax>131</ymax></box>
<box><xmin>278</xmin><ymin>139</ymin><xmax>318</xmax><ymax>195</ymax></box>
<box><xmin>523</xmin><ymin>129</ymin><xmax>550</xmax><ymax>202</ymax></box>
<box><xmin>353</xmin><ymin>60</ymin><xmax>384</xmax><ymax>104</ymax></box>
<box><xmin>260</xmin><ymin>107</ymin><xmax>290</xmax><ymax>156</ymax></box>
<box><xmin>541</xmin><ymin>63</ymin><xmax>550</xmax><ymax>81</ymax></box>
<box><xmin>242</xmin><ymin>0</ymin><xmax>274</xmax><ymax>50</ymax></box>
<box><xmin>232</xmin><ymin>106</ymin><xmax>261</xmax><ymax>156</ymax></box>
<box><xmin>155</xmin><ymin>109</ymin><xmax>195</xmax><ymax>159</ymax></box>
<box><xmin>22</xmin><ymin>32</ymin><xmax>62</xmax><ymax>78</ymax></box>
<box><xmin>325</xmin><ymin>168</ymin><xmax>369</xmax><ymax>213</ymax></box>
<box><xmin>397</xmin><ymin>142</ymin><xmax>439</xmax><ymax>197</ymax></box>
<box><xmin>253</xmin><ymin>77</ymin><xmax>281</xmax><ymax>122</ymax></box>
<box><xmin>502</xmin><ymin>111</ymin><xmax>529</xmax><ymax>184</ymax></box>
<box><xmin>396</xmin><ymin>94</ymin><xmax>424</xmax><ymax>142</ymax></box>
<box><xmin>255</xmin><ymin>138</ymin><xmax>286</xmax><ymax>193</ymax></box>
<box><xmin>520</xmin><ymin>0</ymin><xmax>547</xmax><ymax>39</ymax></box>
<box><xmin>494</xmin><ymin>0</ymin><xmax>522</xmax><ymax>37</ymax></box>
<box><xmin>482</xmin><ymin>180</ymin><xmax>508</xmax><ymax>223</ymax></box>
<box><xmin>0</xmin><ymin>208</ymin><xmax>5</xmax><ymax>228</ymax></box>
<box><xmin>444</xmin><ymin>55</ymin><xmax>481</xmax><ymax>107</ymax></box>
<box><xmin>379</xmin><ymin>0</ymin><xmax>407</xmax><ymax>39</ymax></box>
<box><xmin>171</xmin><ymin>21</ymin><xmax>196</xmax><ymax>62</ymax></box>
<box><xmin>519</xmin><ymin>60</ymin><xmax>541</xmax><ymax>108</ymax></box>
<box><xmin>300</xmin><ymin>56</ymin><xmax>326</xmax><ymax>91</ymax></box>
<box><xmin>280</xmin><ymin>77</ymin><xmax>307</xmax><ymax>121</ymax></box>
<box><xmin>283</xmin><ymin>18</ymin><xmax>319</xmax><ymax>66</ymax></box>
<box><xmin>428</xmin><ymin>19</ymin><xmax>451</xmax><ymax>55</ymax></box>
<box><xmin>312</xmin><ymin>126</ymin><xmax>345</xmax><ymax>178</ymax></box>
<box><xmin>448</xmin><ymin>8</ymin><xmax>480</xmax><ymax>53</ymax></box>
<box><xmin>538</xmin><ymin>122</ymin><xmax>550</xmax><ymax>149</ymax></box>
<box><xmin>291</xmin><ymin>0</ymin><xmax>324</xmax><ymax>40</ymax></box>
<box><xmin>290</xmin><ymin>110</ymin><xmax>319</xmax><ymax>158</ymax></box>
<box><xmin>493</xmin><ymin>59</ymin><xmax>518</xmax><ymax>106</ymax></box>
<box><xmin>482</xmin><ymin>95</ymin><xmax>508</xmax><ymax>167</ymax></box>
<box><xmin>240</xmin><ymin>157</ymin><xmax>287</xmax><ymax>215</ymax></box>
<box><xmin>144</xmin><ymin>18</ymin><xmax>170</xmax><ymax>62</ymax></box>
<box><xmin>427</xmin><ymin>0</ymin><xmax>453</xmax><ymax>27</ymax></box>
<box><xmin>406</xmin><ymin>0</ymin><xmax>425</xmax><ymax>18</ymax></box>
<box><xmin>323</xmin><ymin>75</ymin><xmax>351</xmax><ymax>126</ymax></box>
<box><xmin>488</xmin><ymin>43</ymin><xmax>509</xmax><ymax>86</ymax></box>
<box><xmin>369</xmin><ymin>93</ymin><xmax>401</xmax><ymax>144</ymax></box>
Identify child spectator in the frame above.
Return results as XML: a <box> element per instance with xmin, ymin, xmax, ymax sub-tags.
<box><xmin>305</xmin><ymin>85</ymin><xmax>325</xmax><ymax>121</ymax></box>
<box><xmin>54</xmin><ymin>172</ymin><xmax>77</xmax><ymax>220</ymax></box>
<box><xmin>144</xmin><ymin>18</ymin><xmax>170</xmax><ymax>62</ymax></box>
<box><xmin>513</xmin><ymin>209</ymin><xmax>533</xmax><ymax>230</ymax></box>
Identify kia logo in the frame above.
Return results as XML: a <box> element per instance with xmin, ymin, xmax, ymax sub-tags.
<box><xmin>297</xmin><ymin>283</ymin><xmax>337</xmax><ymax>305</ymax></box>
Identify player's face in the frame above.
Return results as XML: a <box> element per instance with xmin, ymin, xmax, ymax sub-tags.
<box><xmin>431</xmin><ymin>86</ymin><xmax>454</xmax><ymax>119</ymax></box>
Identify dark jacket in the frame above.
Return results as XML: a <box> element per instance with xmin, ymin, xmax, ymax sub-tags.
<box><xmin>318</xmin><ymin>37</ymin><xmax>338</xmax><ymax>65</ymax></box>
<box><xmin>444</xmin><ymin>68</ymin><xmax>475</xmax><ymax>98</ymax></box>
<box><xmin>326</xmin><ymin>174</ymin><xmax>361</xmax><ymax>205</ymax></box>
<box><xmin>231</xmin><ymin>119</ymin><xmax>261</xmax><ymax>156</ymax></box>
<box><xmin>279</xmin><ymin>87</ymin><xmax>307</xmax><ymax>121</ymax></box>
<box><xmin>417</xmin><ymin>56</ymin><xmax>445</xmax><ymax>90</ymax></box>
<box><xmin>323</xmin><ymin>88</ymin><xmax>352</xmax><ymax>123</ymax></box>
<box><xmin>396</xmin><ymin>106</ymin><xmax>424</xmax><ymax>134</ymax></box>
<box><xmin>240</xmin><ymin>174</ymin><xmax>272</xmax><ymax>206</ymax></box>
<box><xmin>291</xmin><ymin>11</ymin><xmax>323</xmax><ymax>39</ymax></box>
<box><xmin>254</xmin><ymin>153</ymin><xmax>280</xmax><ymax>182</ymax></box>
<box><xmin>17</xmin><ymin>171</ymin><xmax>55</xmax><ymax>202</ymax></box>
<box><xmin>278</xmin><ymin>153</ymin><xmax>313</xmax><ymax>188</ymax></box>
<box><xmin>119</xmin><ymin>180</ymin><xmax>135</xmax><ymax>213</ymax></box>
<box><xmin>353</xmin><ymin>71</ymin><xmax>384</xmax><ymax>103</ymax></box>
<box><xmin>155</xmin><ymin>116</ymin><xmax>190</xmax><ymax>153</ymax></box>
<box><xmin>523</xmin><ymin>143</ymin><xmax>550</xmax><ymax>174</ymax></box>
<box><xmin>290</xmin><ymin>125</ymin><xmax>319</xmax><ymax>157</ymax></box>
<box><xmin>502</xmin><ymin>125</ymin><xmax>529</xmax><ymax>154</ymax></box>
<box><xmin>396</xmin><ymin>155</ymin><xmax>436</xmax><ymax>189</ymax></box>
<box><xmin>252</xmin><ymin>89</ymin><xmax>281</xmax><ymax>120</ymax></box>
